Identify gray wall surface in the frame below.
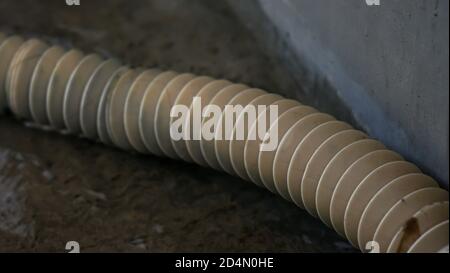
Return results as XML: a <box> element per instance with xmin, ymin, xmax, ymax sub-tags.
<box><xmin>229</xmin><ymin>0</ymin><xmax>449</xmax><ymax>187</ymax></box>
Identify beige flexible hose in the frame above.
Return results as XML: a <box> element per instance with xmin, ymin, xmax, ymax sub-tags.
<box><xmin>0</xmin><ymin>34</ymin><xmax>448</xmax><ymax>253</ymax></box>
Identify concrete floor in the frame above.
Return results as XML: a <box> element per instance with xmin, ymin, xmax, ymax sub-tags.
<box><xmin>0</xmin><ymin>0</ymin><xmax>355</xmax><ymax>252</ymax></box>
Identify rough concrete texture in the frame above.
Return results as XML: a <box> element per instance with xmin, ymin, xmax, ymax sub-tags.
<box><xmin>229</xmin><ymin>0</ymin><xmax>449</xmax><ymax>188</ymax></box>
<box><xmin>0</xmin><ymin>0</ymin><xmax>355</xmax><ymax>252</ymax></box>
<box><xmin>234</xmin><ymin>0</ymin><xmax>449</xmax><ymax>189</ymax></box>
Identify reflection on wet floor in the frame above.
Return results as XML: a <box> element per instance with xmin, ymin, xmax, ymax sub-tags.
<box><xmin>0</xmin><ymin>0</ymin><xmax>356</xmax><ymax>252</ymax></box>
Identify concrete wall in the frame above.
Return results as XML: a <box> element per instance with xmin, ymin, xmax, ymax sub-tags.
<box><xmin>229</xmin><ymin>0</ymin><xmax>449</xmax><ymax>187</ymax></box>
